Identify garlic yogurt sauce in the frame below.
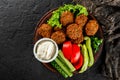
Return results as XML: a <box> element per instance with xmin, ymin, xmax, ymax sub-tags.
<box><xmin>37</xmin><ymin>40</ymin><xmax>55</xmax><ymax>60</ymax></box>
<box><xmin>34</xmin><ymin>38</ymin><xmax>58</xmax><ymax>63</ymax></box>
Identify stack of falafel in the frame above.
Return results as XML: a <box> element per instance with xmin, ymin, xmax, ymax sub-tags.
<box><xmin>37</xmin><ymin>11</ymin><xmax>99</xmax><ymax>44</ymax></box>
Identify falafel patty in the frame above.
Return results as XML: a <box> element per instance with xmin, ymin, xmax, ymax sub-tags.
<box><xmin>71</xmin><ymin>34</ymin><xmax>84</xmax><ymax>44</ymax></box>
<box><xmin>60</xmin><ymin>11</ymin><xmax>74</xmax><ymax>26</ymax></box>
<box><xmin>85</xmin><ymin>20</ymin><xmax>99</xmax><ymax>36</ymax></box>
<box><xmin>75</xmin><ymin>14</ymin><xmax>88</xmax><ymax>29</ymax></box>
<box><xmin>51</xmin><ymin>31</ymin><xmax>66</xmax><ymax>44</ymax></box>
<box><xmin>38</xmin><ymin>23</ymin><xmax>52</xmax><ymax>38</ymax></box>
<box><xmin>66</xmin><ymin>23</ymin><xmax>82</xmax><ymax>40</ymax></box>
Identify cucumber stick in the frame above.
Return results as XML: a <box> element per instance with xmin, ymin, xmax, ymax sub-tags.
<box><xmin>55</xmin><ymin>58</ymin><xmax>73</xmax><ymax>77</ymax></box>
<box><xmin>51</xmin><ymin>61</ymin><xmax>68</xmax><ymax>78</ymax></box>
<box><xmin>58</xmin><ymin>50</ymin><xmax>75</xmax><ymax>72</ymax></box>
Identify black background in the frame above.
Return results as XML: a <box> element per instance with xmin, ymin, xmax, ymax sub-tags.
<box><xmin>0</xmin><ymin>0</ymin><xmax>113</xmax><ymax>80</ymax></box>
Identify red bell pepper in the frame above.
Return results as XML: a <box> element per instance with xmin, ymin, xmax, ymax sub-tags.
<box><xmin>62</xmin><ymin>41</ymin><xmax>72</xmax><ymax>60</ymax></box>
<box><xmin>73</xmin><ymin>52</ymin><xmax>83</xmax><ymax>70</ymax></box>
<box><xmin>71</xmin><ymin>44</ymin><xmax>80</xmax><ymax>64</ymax></box>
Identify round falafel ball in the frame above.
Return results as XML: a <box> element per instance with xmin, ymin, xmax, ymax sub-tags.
<box><xmin>38</xmin><ymin>23</ymin><xmax>52</xmax><ymax>38</ymax></box>
<box><xmin>60</xmin><ymin>11</ymin><xmax>74</xmax><ymax>26</ymax></box>
<box><xmin>75</xmin><ymin>14</ymin><xmax>88</xmax><ymax>29</ymax></box>
<box><xmin>85</xmin><ymin>20</ymin><xmax>99</xmax><ymax>36</ymax></box>
<box><xmin>71</xmin><ymin>34</ymin><xmax>84</xmax><ymax>44</ymax></box>
<box><xmin>66</xmin><ymin>23</ymin><xmax>82</xmax><ymax>40</ymax></box>
<box><xmin>51</xmin><ymin>31</ymin><xmax>66</xmax><ymax>44</ymax></box>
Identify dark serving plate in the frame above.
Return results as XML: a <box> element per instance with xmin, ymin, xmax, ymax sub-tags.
<box><xmin>33</xmin><ymin>8</ymin><xmax>104</xmax><ymax>73</ymax></box>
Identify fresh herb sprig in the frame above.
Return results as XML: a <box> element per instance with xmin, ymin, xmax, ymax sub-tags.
<box><xmin>91</xmin><ymin>36</ymin><xmax>103</xmax><ymax>53</ymax></box>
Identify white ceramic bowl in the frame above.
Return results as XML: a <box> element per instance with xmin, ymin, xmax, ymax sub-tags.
<box><xmin>33</xmin><ymin>38</ymin><xmax>58</xmax><ymax>63</ymax></box>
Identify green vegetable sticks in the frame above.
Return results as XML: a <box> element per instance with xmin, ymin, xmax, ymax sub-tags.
<box><xmin>55</xmin><ymin>58</ymin><xmax>73</xmax><ymax>77</ymax></box>
<box><xmin>58</xmin><ymin>50</ymin><xmax>75</xmax><ymax>72</ymax></box>
<box><xmin>84</xmin><ymin>36</ymin><xmax>94</xmax><ymax>67</ymax></box>
<box><xmin>51</xmin><ymin>61</ymin><xmax>68</xmax><ymax>78</ymax></box>
<box><xmin>79</xmin><ymin>44</ymin><xmax>89</xmax><ymax>73</ymax></box>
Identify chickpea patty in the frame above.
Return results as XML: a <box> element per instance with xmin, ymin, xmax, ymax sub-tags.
<box><xmin>85</xmin><ymin>20</ymin><xmax>99</xmax><ymax>36</ymax></box>
<box><xmin>38</xmin><ymin>24</ymin><xmax>52</xmax><ymax>38</ymax></box>
<box><xmin>60</xmin><ymin>11</ymin><xmax>74</xmax><ymax>26</ymax></box>
<box><xmin>75</xmin><ymin>14</ymin><xmax>88</xmax><ymax>29</ymax></box>
<box><xmin>71</xmin><ymin>34</ymin><xmax>84</xmax><ymax>44</ymax></box>
<box><xmin>51</xmin><ymin>31</ymin><xmax>66</xmax><ymax>44</ymax></box>
<box><xmin>66</xmin><ymin>23</ymin><xmax>82</xmax><ymax>40</ymax></box>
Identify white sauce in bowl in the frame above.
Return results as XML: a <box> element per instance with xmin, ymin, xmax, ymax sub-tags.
<box><xmin>33</xmin><ymin>38</ymin><xmax>58</xmax><ymax>63</ymax></box>
<box><xmin>36</xmin><ymin>41</ymin><xmax>55</xmax><ymax>60</ymax></box>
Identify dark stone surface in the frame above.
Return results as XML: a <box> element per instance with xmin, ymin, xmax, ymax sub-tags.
<box><xmin>0</xmin><ymin>0</ymin><xmax>119</xmax><ymax>80</ymax></box>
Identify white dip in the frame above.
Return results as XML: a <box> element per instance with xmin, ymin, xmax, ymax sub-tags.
<box><xmin>36</xmin><ymin>41</ymin><xmax>55</xmax><ymax>60</ymax></box>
